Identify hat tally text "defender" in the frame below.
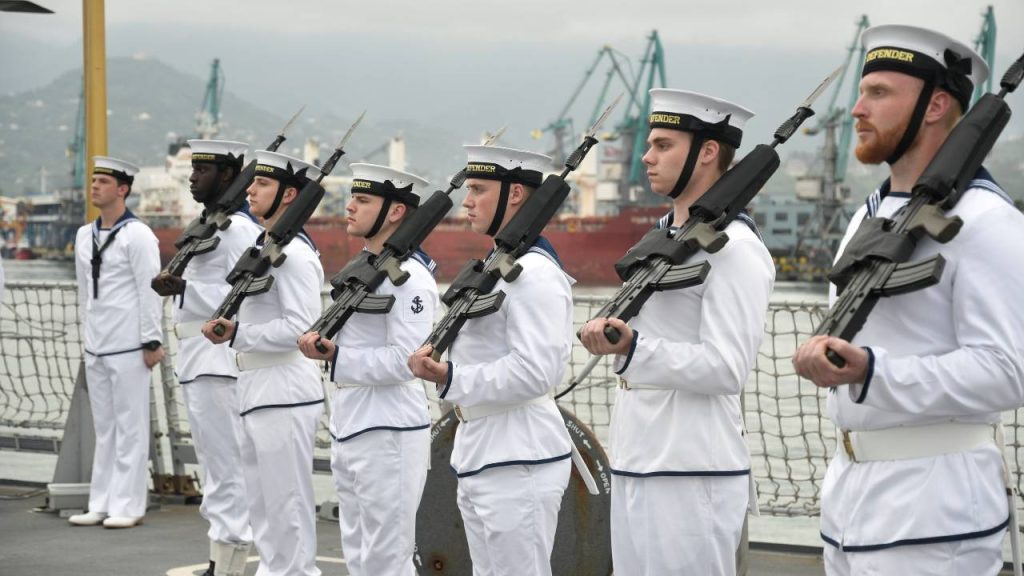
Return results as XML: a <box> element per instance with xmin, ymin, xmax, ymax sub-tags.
<box><xmin>861</xmin><ymin>24</ymin><xmax>988</xmax><ymax>112</ymax></box>
<box><xmin>648</xmin><ymin>89</ymin><xmax>754</xmax><ymax>149</ymax></box>
<box><xmin>253</xmin><ymin>150</ymin><xmax>321</xmax><ymax>187</ymax></box>
<box><xmin>463</xmin><ymin>145</ymin><xmax>553</xmax><ymax>188</ymax></box>
<box><xmin>350</xmin><ymin>163</ymin><xmax>429</xmax><ymax>207</ymax></box>
<box><xmin>188</xmin><ymin>139</ymin><xmax>249</xmax><ymax>166</ymax></box>
<box><xmin>93</xmin><ymin>156</ymin><xmax>140</xmax><ymax>185</ymax></box>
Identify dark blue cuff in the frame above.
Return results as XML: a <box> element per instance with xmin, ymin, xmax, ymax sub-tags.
<box><xmin>855</xmin><ymin>347</ymin><xmax>874</xmax><ymax>404</ymax></box>
<box><xmin>614</xmin><ymin>329</ymin><xmax>640</xmax><ymax>376</ymax></box>
<box><xmin>228</xmin><ymin>323</ymin><xmax>240</xmax><ymax>348</ymax></box>
<box><xmin>328</xmin><ymin>345</ymin><xmax>340</xmax><ymax>381</ymax></box>
<box><xmin>438</xmin><ymin>361</ymin><xmax>453</xmax><ymax>399</ymax></box>
<box><xmin>177</xmin><ymin>290</ymin><xmax>186</xmax><ymax>309</ymax></box>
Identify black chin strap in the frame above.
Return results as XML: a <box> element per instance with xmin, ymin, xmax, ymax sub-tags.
<box><xmin>263</xmin><ymin>182</ymin><xmax>288</xmax><ymax>220</ymax></box>
<box><xmin>485</xmin><ymin>180</ymin><xmax>511</xmax><ymax>237</ymax></box>
<box><xmin>365</xmin><ymin>198</ymin><xmax>394</xmax><ymax>239</ymax></box>
<box><xmin>668</xmin><ymin>134</ymin><xmax>707</xmax><ymax>199</ymax></box>
<box><xmin>886</xmin><ymin>77</ymin><xmax>936</xmax><ymax>165</ymax></box>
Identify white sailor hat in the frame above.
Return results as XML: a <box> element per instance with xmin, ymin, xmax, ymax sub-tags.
<box><xmin>648</xmin><ymin>89</ymin><xmax>754</xmax><ymax>149</ymax></box>
<box><xmin>463</xmin><ymin>145</ymin><xmax>552</xmax><ymax>188</ymax></box>
<box><xmin>861</xmin><ymin>24</ymin><xmax>988</xmax><ymax>111</ymax></box>
<box><xmin>349</xmin><ymin>163</ymin><xmax>429</xmax><ymax>207</ymax></box>
<box><xmin>254</xmin><ymin>150</ymin><xmax>321</xmax><ymax>187</ymax></box>
<box><xmin>187</xmin><ymin>139</ymin><xmax>248</xmax><ymax>166</ymax></box>
<box><xmin>92</xmin><ymin>156</ymin><xmax>140</xmax><ymax>184</ymax></box>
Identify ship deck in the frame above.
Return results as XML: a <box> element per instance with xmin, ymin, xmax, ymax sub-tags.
<box><xmin>0</xmin><ymin>481</ymin><xmax>829</xmax><ymax>576</ymax></box>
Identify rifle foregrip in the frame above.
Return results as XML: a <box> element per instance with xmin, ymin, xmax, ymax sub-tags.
<box><xmin>825</xmin><ymin>348</ymin><xmax>846</xmax><ymax>368</ymax></box>
<box><xmin>604</xmin><ymin>325</ymin><xmax>622</xmax><ymax>345</ymax></box>
<box><xmin>315</xmin><ymin>339</ymin><xmax>329</xmax><ymax>354</ymax></box>
<box><xmin>213</xmin><ymin>323</ymin><xmax>226</xmax><ymax>337</ymax></box>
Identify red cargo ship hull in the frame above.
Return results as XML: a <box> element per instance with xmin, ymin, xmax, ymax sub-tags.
<box><xmin>153</xmin><ymin>206</ymin><xmax>666</xmax><ymax>286</ymax></box>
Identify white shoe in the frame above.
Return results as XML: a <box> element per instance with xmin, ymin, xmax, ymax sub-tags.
<box><xmin>102</xmin><ymin>515</ymin><xmax>143</xmax><ymax>529</ymax></box>
<box><xmin>68</xmin><ymin>511</ymin><xmax>108</xmax><ymax>526</ymax></box>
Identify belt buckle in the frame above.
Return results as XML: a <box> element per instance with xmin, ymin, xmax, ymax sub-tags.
<box><xmin>454</xmin><ymin>405</ymin><xmax>466</xmax><ymax>423</ymax></box>
<box><xmin>842</xmin><ymin>430</ymin><xmax>857</xmax><ymax>462</ymax></box>
<box><xmin>618</xmin><ymin>378</ymin><xmax>630</xmax><ymax>390</ymax></box>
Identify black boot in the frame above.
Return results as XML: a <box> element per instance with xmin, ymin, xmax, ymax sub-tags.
<box><xmin>199</xmin><ymin>560</ymin><xmax>215</xmax><ymax>576</ymax></box>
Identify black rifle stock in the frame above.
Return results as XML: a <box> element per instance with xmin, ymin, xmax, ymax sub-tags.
<box><xmin>590</xmin><ymin>143</ymin><xmax>781</xmax><ymax>345</ymax></box>
<box><xmin>423</xmin><ymin>133</ymin><xmax>601</xmax><ymax>361</ymax></box>
<box><xmin>815</xmin><ymin>52</ymin><xmax>1023</xmax><ymax>367</ymax></box>
<box><xmin>162</xmin><ymin>109</ymin><xmax>303</xmax><ymax>278</ymax></box>
<box><xmin>210</xmin><ymin>116</ymin><xmax>364</xmax><ymax>336</ymax></box>
<box><xmin>582</xmin><ymin>66</ymin><xmax>845</xmax><ymax>345</ymax></box>
<box><xmin>307</xmin><ymin>175</ymin><xmax>463</xmax><ymax>354</ymax></box>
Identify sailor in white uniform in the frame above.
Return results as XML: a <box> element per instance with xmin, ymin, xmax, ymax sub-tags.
<box><xmin>409</xmin><ymin>146</ymin><xmax>573</xmax><ymax>576</ymax></box>
<box><xmin>69</xmin><ymin>156</ymin><xmax>164</xmax><ymax>529</ymax></box>
<box><xmin>297</xmin><ymin>164</ymin><xmax>437</xmax><ymax>576</ymax></box>
<box><xmin>579</xmin><ymin>90</ymin><xmax>773</xmax><ymax>575</ymax></box>
<box><xmin>151</xmin><ymin>140</ymin><xmax>261</xmax><ymax>576</ymax></box>
<box><xmin>793</xmin><ymin>25</ymin><xmax>1024</xmax><ymax>576</ymax></box>
<box><xmin>202</xmin><ymin>150</ymin><xmax>325</xmax><ymax>576</ymax></box>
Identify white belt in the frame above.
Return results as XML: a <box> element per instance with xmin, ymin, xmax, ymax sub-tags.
<box><xmin>839</xmin><ymin>422</ymin><xmax>996</xmax><ymax>463</ymax></box>
<box><xmin>174</xmin><ymin>321</ymin><xmax>204</xmax><ymax>339</ymax></box>
<box><xmin>453</xmin><ymin>394</ymin><xmax>552</xmax><ymax>422</ymax></box>
<box><xmin>452</xmin><ymin>395</ymin><xmax>600</xmax><ymax>496</ymax></box>
<box><xmin>235</xmin><ymin>350</ymin><xmax>303</xmax><ymax>372</ymax></box>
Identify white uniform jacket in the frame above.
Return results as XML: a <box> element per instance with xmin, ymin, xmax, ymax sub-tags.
<box><xmin>439</xmin><ymin>239</ymin><xmax>573</xmax><ymax>477</ymax></box>
<box><xmin>174</xmin><ymin>211</ymin><xmax>262</xmax><ymax>383</ymax></box>
<box><xmin>328</xmin><ymin>251</ymin><xmax>438</xmax><ymax>441</ymax></box>
<box><xmin>609</xmin><ymin>214</ymin><xmax>774</xmax><ymax>476</ymax></box>
<box><xmin>229</xmin><ymin>232</ymin><xmax>324</xmax><ymax>415</ymax></box>
<box><xmin>822</xmin><ymin>168</ymin><xmax>1024</xmax><ymax>551</ymax></box>
<box><xmin>75</xmin><ymin>211</ymin><xmax>163</xmax><ymax>356</ymax></box>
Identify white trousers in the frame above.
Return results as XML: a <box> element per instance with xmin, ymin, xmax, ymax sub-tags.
<box><xmin>611</xmin><ymin>473</ymin><xmax>749</xmax><ymax>576</ymax></box>
<box><xmin>456</xmin><ymin>458</ymin><xmax>570</xmax><ymax>576</ymax></box>
<box><xmin>824</xmin><ymin>529</ymin><xmax>1005</xmax><ymax>576</ymax></box>
<box><xmin>182</xmin><ymin>375</ymin><xmax>252</xmax><ymax>544</ymax></box>
<box><xmin>330</xmin><ymin>428</ymin><xmax>429</xmax><ymax>576</ymax></box>
<box><xmin>240</xmin><ymin>403</ymin><xmax>323</xmax><ymax>576</ymax></box>
<box><xmin>84</xmin><ymin>351</ymin><xmax>151</xmax><ymax>518</ymax></box>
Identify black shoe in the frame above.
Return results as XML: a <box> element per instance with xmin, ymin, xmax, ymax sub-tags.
<box><xmin>198</xmin><ymin>560</ymin><xmax>214</xmax><ymax>576</ymax></box>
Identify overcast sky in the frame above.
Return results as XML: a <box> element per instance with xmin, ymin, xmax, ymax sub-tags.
<box><xmin>2</xmin><ymin>0</ymin><xmax>1021</xmax><ymax>153</ymax></box>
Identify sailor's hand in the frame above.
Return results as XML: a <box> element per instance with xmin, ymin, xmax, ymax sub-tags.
<box><xmin>298</xmin><ymin>332</ymin><xmax>335</xmax><ymax>361</ymax></box>
<box><xmin>151</xmin><ymin>272</ymin><xmax>186</xmax><ymax>296</ymax></box>
<box><xmin>142</xmin><ymin>346</ymin><xmax>165</xmax><ymax>369</ymax></box>
<box><xmin>792</xmin><ymin>335</ymin><xmax>868</xmax><ymax>388</ymax></box>
<box><xmin>408</xmin><ymin>345</ymin><xmax>448</xmax><ymax>387</ymax></box>
<box><xmin>202</xmin><ymin>318</ymin><xmax>235</xmax><ymax>344</ymax></box>
<box><xmin>580</xmin><ymin>318</ymin><xmax>632</xmax><ymax>356</ymax></box>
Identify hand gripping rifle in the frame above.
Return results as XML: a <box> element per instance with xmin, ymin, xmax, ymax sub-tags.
<box><xmin>423</xmin><ymin>98</ymin><xmax>621</xmax><ymax>361</ymax></box>
<box><xmin>210</xmin><ymin>113</ymin><xmax>365</xmax><ymax>336</ymax></box>
<box><xmin>308</xmin><ymin>128</ymin><xmax>507</xmax><ymax>354</ymax></box>
<box><xmin>162</xmin><ymin>107</ymin><xmax>305</xmax><ymax>278</ymax></box>
<box><xmin>815</xmin><ymin>52</ymin><xmax>1024</xmax><ymax>368</ymax></box>
<box><xmin>565</xmin><ymin>67</ymin><xmax>843</xmax><ymax>394</ymax></box>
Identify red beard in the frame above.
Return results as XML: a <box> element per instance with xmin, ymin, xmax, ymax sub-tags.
<box><xmin>854</xmin><ymin>114</ymin><xmax>911</xmax><ymax>165</ymax></box>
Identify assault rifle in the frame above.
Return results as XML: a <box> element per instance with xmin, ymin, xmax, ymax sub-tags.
<box><xmin>816</xmin><ymin>52</ymin><xmax>1024</xmax><ymax>367</ymax></box>
<box><xmin>565</xmin><ymin>67</ymin><xmax>842</xmax><ymax>393</ymax></box>
<box><xmin>210</xmin><ymin>114</ymin><xmax>364</xmax><ymax>335</ymax></box>
<box><xmin>423</xmin><ymin>98</ymin><xmax>620</xmax><ymax>361</ymax></box>
<box><xmin>308</xmin><ymin>128</ymin><xmax>507</xmax><ymax>354</ymax></box>
<box><xmin>162</xmin><ymin>107</ymin><xmax>304</xmax><ymax>278</ymax></box>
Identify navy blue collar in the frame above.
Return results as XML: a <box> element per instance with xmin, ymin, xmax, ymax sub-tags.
<box><xmin>530</xmin><ymin>236</ymin><xmax>563</xmax><ymax>269</ymax></box>
<box><xmin>93</xmin><ymin>208</ymin><xmax>137</xmax><ymax>232</ymax></box>
<box><xmin>866</xmin><ymin>166</ymin><xmax>1007</xmax><ymax>218</ymax></box>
